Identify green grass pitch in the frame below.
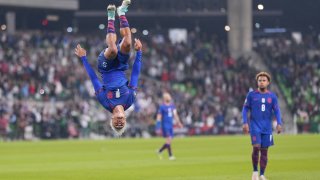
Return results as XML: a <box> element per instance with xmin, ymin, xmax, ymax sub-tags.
<box><xmin>0</xmin><ymin>134</ymin><xmax>319</xmax><ymax>180</ymax></box>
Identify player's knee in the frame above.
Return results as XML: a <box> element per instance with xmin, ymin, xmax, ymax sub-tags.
<box><xmin>107</xmin><ymin>46</ymin><xmax>118</xmax><ymax>57</ymax></box>
<box><xmin>253</xmin><ymin>144</ymin><xmax>261</xmax><ymax>148</ymax></box>
<box><xmin>122</xmin><ymin>38</ymin><xmax>131</xmax><ymax>50</ymax></box>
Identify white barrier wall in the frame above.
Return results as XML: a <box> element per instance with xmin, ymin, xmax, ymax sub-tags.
<box><xmin>0</xmin><ymin>0</ymin><xmax>79</xmax><ymax>10</ymax></box>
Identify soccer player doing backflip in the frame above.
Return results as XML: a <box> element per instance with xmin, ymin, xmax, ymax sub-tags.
<box><xmin>156</xmin><ymin>92</ymin><xmax>183</xmax><ymax>160</ymax></box>
<box><xmin>242</xmin><ymin>72</ymin><xmax>282</xmax><ymax>180</ymax></box>
<box><xmin>74</xmin><ymin>0</ymin><xmax>142</xmax><ymax>136</ymax></box>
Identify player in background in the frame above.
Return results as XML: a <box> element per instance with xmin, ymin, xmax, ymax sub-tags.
<box><xmin>156</xmin><ymin>92</ymin><xmax>183</xmax><ymax>160</ymax></box>
<box><xmin>242</xmin><ymin>72</ymin><xmax>282</xmax><ymax>180</ymax></box>
<box><xmin>74</xmin><ymin>37</ymin><xmax>142</xmax><ymax>136</ymax></box>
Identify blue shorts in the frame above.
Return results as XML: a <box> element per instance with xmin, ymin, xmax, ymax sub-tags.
<box><xmin>250</xmin><ymin>133</ymin><xmax>274</xmax><ymax>148</ymax></box>
<box><xmin>162</xmin><ymin>128</ymin><xmax>173</xmax><ymax>138</ymax></box>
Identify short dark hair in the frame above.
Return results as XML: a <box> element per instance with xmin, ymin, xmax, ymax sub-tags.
<box><xmin>256</xmin><ymin>72</ymin><xmax>271</xmax><ymax>82</ymax></box>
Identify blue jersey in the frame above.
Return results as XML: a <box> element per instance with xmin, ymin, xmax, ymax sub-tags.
<box><xmin>96</xmin><ymin>85</ymin><xmax>136</xmax><ymax>112</ymax></box>
<box><xmin>242</xmin><ymin>90</ymin><xmax>282</xmax><ymax>134</ymax></box>
<box><xmin>158</xmin><ymin>103</ymin><xmax>176</xmax><ymax>129</ymax></box>
<box><xmin>81</xmin><ymin>50</ymin><xmax>142</xmax><ymax>113</ymax></box>
<box><xmin>97</xmin><ymin>49</ymin><xmax>130</xmax><ymax>88</ymax></box>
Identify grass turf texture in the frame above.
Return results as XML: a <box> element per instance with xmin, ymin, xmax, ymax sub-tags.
<box><xmin>0</xmin><ymin>134</ymin><xmax>319</xmax><ymax>180</ymax></box>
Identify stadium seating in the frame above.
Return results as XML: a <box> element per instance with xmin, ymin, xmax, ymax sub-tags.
<box><xmin>254</xmin><ymin>35</ymin><xmax>320</xmax><ymax>133</ymax></box>
<box><xmin>0</xmin><ymin>30</ymin><xmax>319</xmax><ymax>140</ymax></box>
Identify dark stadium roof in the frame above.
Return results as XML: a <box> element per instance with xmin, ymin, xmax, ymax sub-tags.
<box><xmin>0</xmin><ymin>0</ymin><xmax>319</xmax><ymax>32</ymax></box>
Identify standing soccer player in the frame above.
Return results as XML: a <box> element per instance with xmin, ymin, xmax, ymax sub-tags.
<box><xmin>242</xmin><ymin>72</ymin><xmax>282</xmax><ymax>180</ymax></box>
<box><xmin>156</xmin><ymin>93</ymin><xmax>183</xmax><ymax>160</ymax></box>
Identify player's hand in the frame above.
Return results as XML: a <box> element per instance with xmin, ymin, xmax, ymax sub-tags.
<box><xmin>276</xmin><ymin>124</ymin><xmax>282</xmax><ymax>134</ymax></box>
<box><xmin>74</xmin><ymin>44</ymin><xmax>87</xmax><ymax>57</ymax></box>
<box><xmin>242</xmin><ymin>123</ymin><xmax>249</xmax><ymax>134</ymax></box>
<box><xmin>134</xmin><ymin>38</ymin><xmax>142</xmax><ymax>51</ymax></box>
<box><xmin>155</xmin><ymin>129</ymin><xmax>161</xmax><ymax>136</ymax></box>
<box><xmin>177</xmin><ymin>122</ymin><xmax>183</xmax><ymax>128</ymax></box>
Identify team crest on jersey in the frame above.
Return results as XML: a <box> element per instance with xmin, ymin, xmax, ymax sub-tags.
<box><xmin>267</xmin><ymin>97</ymin><xmax>272</xmax><ymax>104</ymax></box>
<box><xmin>102</xmin><ymin>62</ymin><xmax>108</xmax><ymax>68</ymax></box>
<box><xmin>107</xmin><ymin>91</ymin><xmax>113</xmax><ymax>99</ymax></box>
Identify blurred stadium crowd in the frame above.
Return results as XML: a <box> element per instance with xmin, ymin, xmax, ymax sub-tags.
<box><xmin>254</xmin><ymin>34</ymin><xmax>320</xmax><ymax>134</ymax></box>
<box><xmin>0</xmin><ymin>30</ymin><xmax>319</xmax><ymax>140</ymax></box>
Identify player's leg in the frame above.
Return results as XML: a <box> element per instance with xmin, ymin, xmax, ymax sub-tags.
<box><xmin>158</xmin><ymin>141</ymin><xmax>169</xmax><ymax>153</ymax></box>
<box><xmin>251</xmin><ymin>144</ymin><xmax>260</xmax><ymax>180</ymax></box>
<box><xmin>251</xmin><ymin>133</ymin><xmax>262</xmax><ymax>180</ymax></box>
<box><xmin>157</xmin><ymin>128</ymin><xmax>172</xmax><ymax>159</ymax></box>
<box><xmin>259</xmin><ymin>134</ymin><xmax>274</xmax><ymax>179</ymax></box>
<box><xmin>117</xmin><ymin>0</ymin><xmax>132</xmax><ymax>54</ymax></box>
<box><xmin>166</xmin><ymin>136</ymin><xmax>176</xmax><ymax>160</ymax></box>
<box><xmin>259</xmin><ymin>147</ymin><xmax>268</xmax><ymax>179</ymax></box>
<box><xmin>163</xmin><ymin>128</ymin><xmax>176</xmax><ymax>160</ymax></box>
<box><xmin>158</xmin><ymin>129</ymin><xmax>169</xmax><ymax>154</ymax></box>
<box><xmin>104</xmin><ymin>4</ymin><xmax>118</xmax><ymax>60</ymax></box>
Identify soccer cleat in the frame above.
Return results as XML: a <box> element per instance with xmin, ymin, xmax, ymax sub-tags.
<box><xmin>169</xmin><ymin>156</ymin><xmax>176</xmax><ymax>161</ymax></box>
<box><xmin>259</xmin><ymin>175</ymin><xmax>267</xmax><ymax>180</ymax></box>
<box><xmin>156</xmin><ymin>150</ymin><xmax>163</xmax><ymax>160</ymax></box>
<box><xmin>252</xmin><ymin>171</ymin><xmax>259</xmax><ymax>180</ymax></box>
<box><xmin>117</xmin><ymin>0</ymin><xmax>131</xmax><ymax>16</ymax></box>
<box><xmin>107</xmin><ymin>4</ymin><xmax>116</xmax><ymax>20</ymax></box>
<box><xmin>122</xmin><ymin>0</ymin><xmax>131</xmax><ymax>6</ymax></box>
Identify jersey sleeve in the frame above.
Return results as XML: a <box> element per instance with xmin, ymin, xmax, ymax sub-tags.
<box><xmin>242</xmin><ymin>92</ymin><xmax>251</xmax><ymax>124</ymax></box>
<box><xmin>272</xmin><ymin>93</ymin><xmax>282</xmax><ymax>125</ymax></box>
<box><xmin>128</xmin><ymin>50</ymin><xmax>142</xmax><ymax>89</ymax></box>
<box><xmin>243</xmin><ymin>92</ymin><xmax>251</xmax><ymax>108</ymax></box>
<box><xmin>157</xmin><ymin>105</ymin><xmax>163</xmax><ymax>115</ymax></box>
<box><xmin>81</xmin><ymin>56</ymin><xmax>101</xmax><ymax>93</ymax></box>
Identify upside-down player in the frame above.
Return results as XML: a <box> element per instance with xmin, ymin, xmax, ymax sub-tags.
<box><xmin>74</xmin><ymin>0</ymin><xmax>142</xmax><ymax>135</ymax></box>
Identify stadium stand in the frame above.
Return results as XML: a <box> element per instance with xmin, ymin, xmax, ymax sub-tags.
<box><xmin>254</xmin><ymin>34</ymin><xmax>320</xmax><ymax>133</ymax></box>
<box><xmin>0</xmin><ymin>30</ymin><xmax>261</xmax><ymax>139</ymax></box>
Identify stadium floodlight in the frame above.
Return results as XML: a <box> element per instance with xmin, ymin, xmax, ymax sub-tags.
<box><xmin>67</xmin><ymin>27</ymin><xmax>73</xmax><ymax>33</ymax></box>
<box><xmin>225</xmin><ymin>25</ymin><xmax>230</xmax><ymax>32</ymax></box>
<box><xmin>255</xmin><ymin>23</ymin><xmax>260</xmax><ymax>29</ymax></box>
<box><xmin>258</xmin><ymin>4</ymin><xmax>264</xmax><ymax>10</ymax></box>
<box><xmin>131</xmin><ymin>28</ymin><xmax>137</xmax><ymax>34</ymax></box>
<box><xmin>1</xmin><ymin>24</ymin><xmax>6</xmax><ymax>31</ymax></box>
<box><xmin>142</xmin><ymin>30</ymin><xmax>148</xmax><ymax>36</ymax></box>
<box><xmin>99</xmin><ymin>24</ymin><xmax>105</xmax><ymax>30</ymax></box>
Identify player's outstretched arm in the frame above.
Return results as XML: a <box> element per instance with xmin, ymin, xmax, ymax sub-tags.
<box><xmin>273</xmin><ymin>95</ymin><xmax>282</xmax><ymax>134</ymax></box>
<box><xmin>74</xmin><ymin>44</ymin><xmax>101</xmax><ymax>92</ymax></box>
<box><xmin>128</xmin><ymin>38</ymin><xmax>142</xmax><ymax>89</ymax></box>
<box><xmin>173</xmin><ymin>110</ymin><xmax>183</xmax><ymax>128</ymax></box>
